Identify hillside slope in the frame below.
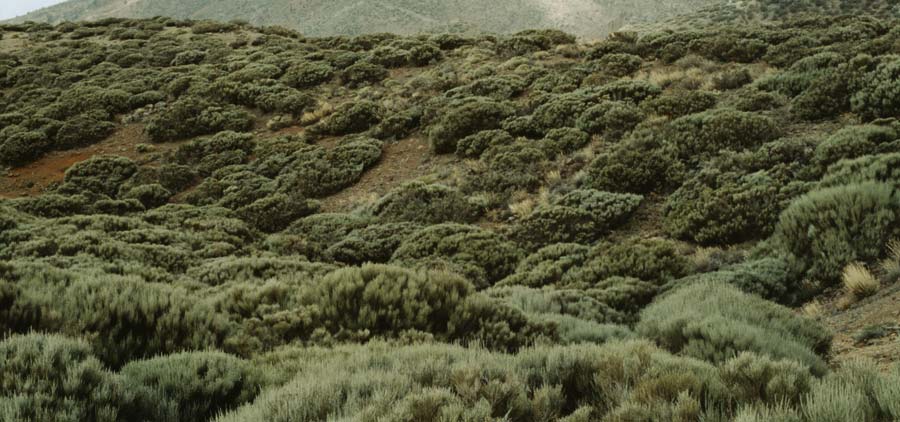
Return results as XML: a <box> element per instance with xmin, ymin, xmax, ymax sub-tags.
<box><xmin>9</xmin><ymin>0</ymin><xmax>718</xmax><ymax>37</ymax></box>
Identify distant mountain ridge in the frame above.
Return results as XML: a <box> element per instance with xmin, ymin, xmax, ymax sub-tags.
<box><xmin>8</xmin><ymin>0</ymin><xmax>720</xmax><ymax>38</ymax></box>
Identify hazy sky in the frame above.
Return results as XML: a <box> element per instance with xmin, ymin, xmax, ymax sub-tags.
<box><xmin>0</xmin><ymin>0</ymin><xmax>67</xmax><ymax>20</ymax></box>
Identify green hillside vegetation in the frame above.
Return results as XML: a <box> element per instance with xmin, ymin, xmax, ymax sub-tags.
<box><xmin>1</xmin><ymin>8</ymin><xmax>900</xmax><ymax>422</ymax></box>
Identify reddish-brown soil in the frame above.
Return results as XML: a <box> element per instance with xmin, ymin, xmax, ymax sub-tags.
<box><xmin>0</xmin><ymin>124</ymin><xmax>174</xmax><ymax>198</ymax></box>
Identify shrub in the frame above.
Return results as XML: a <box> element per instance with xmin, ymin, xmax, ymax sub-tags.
<box><xmin>563</xmin><ymin>237</ymin><xmax>691</xmax><ymax>285</ymax></box>
<box><xmin>0</xmin><ymin>129</ymin><xmax>51</xmax><ymax>166</ymax></box>
<box><xmin>371</xmin><ymin>181</ymin><xmax>481</xmax><ymax>224</ymax></box>
<box><xmin>555</xmin><ymin>189</ymin><xmax>642</xmax><ymax>231</ymax></box>
<box><xmin>0</xmin><ymin>333</ymin><xmax>148</xmax><ymax>422</ymax></box>
<box><xmin>675</xmin><ymin>257</ymin><xmax>805</xmax><ymax>305</ymax></box>
<box><xmin>55</xmin><ymin>112</ymin><xmax>116</xmax><ymax>149</ymax></box>
<box><xmin>734</xmin><ymin>90</ymin><xmax>787</xmax><ymax>112</ymax></box>
<box><xmin>664</xmin><ymin>169</ymin><xmax>788</xmax><ymax>245</ymax></box>
<box><xmin>174</xmin><ymin>131</ymin><xmax>255</xmax><ymax>176</ymax></box>
<box><xmin>275</xmin><ymin>138</ymin><xmax>382</xmax><ymax>198</ymax></box>
<box><xmin>591</xmin><ymin>53</ymin><xmax>643</xmax><ymax>77</ymax></box>
<box><xmin>464</xmin><ymin>143</ymin><xmax>547</xmax><ymax>194</ymax></box>
<box><xmin>852</xmin><ymin>56</ymin><xmax>900</xmax><ymax>120</ymax></box>
<box><xmin>594</xmin><ymin>79</ymin><xmax>661</xmax><ymax>103</ymax></box>
<box><xmin>498</xmin><ymin>243</ymin><xmax>591</xmax><ymax>288</ymax></box>
<box><xmin>581</xmin><ymin>130</ymin><xmax>684</xmax><ymax>194</ymax></box>
<box><xmin>712</xmin><ymin>68</ymin><xmax>753</xmax><ymax>90</ymax></box>
<box><xmin>308</xmin><ymin>264</ymin><xmax>474</xmax><ymax>337</ymax></box>
<box><xmin>666</xmin><ymin>109</ymin><xmax>779</xmax><ymax>161</ymax></box>
<box><xmin>120</xmin><ymin>183</ymin><xmax>171</xmax><ymax>208</ymax></box>
<box><xmin>576</xmin><ymin>100</ymin><xmax>645</xmax><ymax>139</ymax></box>
<box><xmin>531</xmin><ymin>94</ymin><xmax>596</xmax><ymax>134</ymax></box>
<box><xmin>281</xmin><ymin>61</ymin><xmax>334</xmax><ymax>88</ymax></box>
<box><xmin>643</xmin><ymin>91</ymin><xmax>717</xmax><ymax>119</ymax></box>
<box><xmin>775</xmin><ymin>182</ymin><xmax>900</xmax><ymax>284</ymax></box>
<box><xmin>637</xmin><ymin>280</ymin><xmax>831</xmax><ymax>375</ymax></box>
<box><xmin>145</xmin><ymin>97</ymin><xmax>254</xmax><ymax>142</ymax></box>
<box><xmin>446</xmin><ymin>75</ymin><xmax>528</xmax><ymax>100</ymax></box>
<box><xmin>314</xmin><ymin>101</ymin><xmax>383</xmax><ymax>136</ymax></box>
<box><xmin>326</xmin><ymin>222</ymin><xmax>422</xmax><ymax>265</ymax></box>
<box><xmin>121</xmin><ymin>351</ymin><xmax>261</xmax><ymax>422</ymax></box>
<box><xmin>455</xmin><ymin>129</ymin><xmax>515</xmax><ymax>158</ymax></box>
<box><xmin>820</xmin><ymin>153</ymin><xmax>900</xmax><ymax>187</ymax></box>
<box><xmin>10</xmin><ymin>193</ymin><xmax>90</xmax><ymax>217</ymax></box>
<box><xmin>540</xmin><ymin>127</ymin><xmax>591</xmax><ymax>155</ymax></box>
<box><xmin>61</xmin><ymin>155</ymin><xmax>138</xmax><ymax>197</ymax></box>
<box><xmin>236</xmin><ymin>193</ymin><xmax>319</xmax><ymax>232</ymax></box>
<box><xmin>428</xmin><ymin>97</ymin><xmax>516</xmax><ymax>153</ymax></box>
<box><xmin>814</xmin><ymin>124</ymin><xmax>899</xmax><ymax>169</ymax></box>
<box><xmin>509</xmin><ymin>205</ymin><xmax>599</xmax><ymax>250</ymax></box>
<box><xmin>392</xmin><ymin>223</ymin><xmax>522</xmax><ymax>289</ymax></box>
<box><xmin>340</xmin><ymin>61</ymin><xmax>389</xmax><ymax>87</ymax></box>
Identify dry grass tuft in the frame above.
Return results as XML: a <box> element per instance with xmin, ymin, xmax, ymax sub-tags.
<box><xmin>843</xmin><ymin>262</ymin><xmax>880</xmax><ymax>300</ymax></box>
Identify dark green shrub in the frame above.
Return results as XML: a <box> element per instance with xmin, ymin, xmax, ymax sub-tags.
<box><xmin>643</xmin><ymin>91</ymin><xmax>717</xmax><ymax>119</ymax></box>
<box><xmin>676</xmin><ymin>257</ymin><xmax>805</xmax><ymax>305</ymax></box>
<box><xmin>158</xmin><ymin>164</ymin><xmax>199</xmax><ymax>192</ymax></box>
<box><xmin>814</xmin><ymin>124</ymin><xmax>899</xmax><ymax>169</ymax></box>
<box><xmin>186</xmin><ymin>257</ymin><xmax>335</xmax><ymax>286</ymax></box>
<box><xmin>576</xmin><ymin>100</ymin><xmax>645</xmax><ymax>139</ymax></box>
<box><xmin>174</xmin><ymin>131</ymin><xmax>255</xmax><ymax>176</ymax></box>
<box><xmin>456</xmin><ymin>129</ymin><xmax>515</xmax><ymax>158</ymax></box>
<box><xmin>326</xmin><ymin>222</ymin><xmax>422</xmax><ymax>265</ymax></box>
<box><xmin>666</xmin><ymin>109</ymin><xmax>779</xmax><ymax>161</ymax></box>
<box><xmin>55</xmin><ymin>112</ymin><xmax>116</xmax><ymax>149</ymax></box>
<box><xmin>61</xmin><ymin>155</ymin><xmax>138</xmax><ymax>197</ymax></box>
<box><xmin>664</xmin><ymin>169</ymin><xmax>788</xmax><ymax>245</ymax></box>
<box><xmin>734</xmin><ymin>90</ymin><xmax>787</xmax><ymax>112</ymax></box>
<box><xmin>340</xmin><ymin>61</ymin><xmax>389</xmax><ymax>87</ymax></box>
<box><xmin>498</xmin><ymin>30</ymin><xmax>575</xmax><ymax>56</ymax></box>
<box><xmin>581</xmin><ymin>129</ymin><xmax>684</xmax><ymax>194</ymax></box>
<box><xmin>446</xmin><ymin>75</ymin><xmax>528</xmax><ymax>100</ymax></box>
<box><xmin>314</xmin><ymin>101</ymin><xmax>383</xmax><ymax>136</ymax></box>
<box><xmin>852</xmin><ymin>56</ymin><xmax>900</xmax><ymax>120</ymax></box>
<box><xmin>712</xmin><ymin>68</ymin><xmax>753</xmax><ymax>90</ymax></box>
<box><xmin>775</xmin><ymin>182</ymin><xmax>900</xmax><ymax>284</ymax></box>
<box><xmin>281</xmin><ymin>61</ymin><xmax>334</xmax><ymax>88</ymax></box>
<box><xmin>820</xmin><ymin>153</ymin><xmax>900</xmax><ymax>187</ymax></box>
<box><xmin>275</xmin><ymin>138</ymin><xmax>382</xmax><ymax>197</ymax></box>
<box><xmin>308</xmin><ymin>264</ymin><xmax>474</xmax><ymax>337</ymax></box>
<box><xmin>591</xmin><ymin>53</ymin><xmax>643</xmax><ymax>77</ymax></box>
<box><xmin>10</xmin><ymin>193</ymin><xmax>90</xmax><ymax>217</ymax></box>
<box><xmin>637</xmin><ymin>280</ymin><xmax>830</xmax><ymax>375</ymax></box>
<box><xmin>121</xmin><ymin>351</ymin><xmax>261</xmax><ymax>422</ymax></box>
<box><xmin>540</xmin><ymin>127</ymin><xmax>591</xmax><ymax>155</ymax></box>
<box><xmin>594</xmin><ymin>79</ymin><xmax>661</xmax><ymax>103</ymax></box>
<box><xmin>555</xmin><ymin>189</ymin><xmax>642</xmax><ymax>226</ymax></box>
<box><xmin>236</xmin><ymin>193</ymin><xmax>319</xmax><ymax>232</ymax></box>
<box><xmin>510</xmin><ymin>205</ymin><xmax>599</xmax><ymax>250</ymax></box>
<box><xmin>563</xmin><ymin>237</ymin><xmax>691</xmax><ymax>285</ymax></box>
<box><xmin>0</xmin><ymin>129</ymin><xmax>51</xmax><ymax>166</ymax></box>
<box><xmin>498</xmin><ymin>243</ymin><xmax>591</xmax><ymax>288</ymax></box>
<box><xmin>371</xmin><ymin>107</ymin><xmax>422</xmax><ymax>141</ymax></box>
<box><xmin>464</xmin><ymin>143</ymin><xmax>547</xmax><ymax>194</ymax></box>
<box><xmin>120</xmin><ymin>183</ymin><xmax>171</xmax><ymax>208</ymax></box>
<box><xmin>145</xmin><ymin>97</ymin><xmax>254</xmax><ymax>142</ymax></box>
<box><xmin>392</xmin><ymin>223</ymin><xmax>522</xmax><ymax>289</ymax></box>
<box><xmin>428</xmin><ymin>97</ymin><xmax>515</xmax><ymax>154</ymax></box>
<box><xmin>285</xmin><ymin>213</ymin><xmax>375</xmax><ymax>257</ymax></box>
<box><xmin>371</xmin><ymin>181</ymin><xmax>481</xmax><ymax>224</ymax></box>
<box><xmin>0</xmin><ymin>333</ymin><xmax>148</xmax><ymax>422</ymax></box>
<box><xmin>688</xmin><ymin>35</ymin><xmax>768</xmax><ymax>63</ymax></box>
<box><xmin>171</xmin><ymin>50</ymin><xmax>205</xmax><ymax>66</ymax></box>
<box><xmin>531</xmin><ymin>94</ymin><xmax>596</xmax><ymax>134</ymax></box>
<box><xmin>447</xmin><ymin>294</ymin><xmax>556</xmax><ymax>351</ymax></box>
<box><xmin>793</xmin><ymin>55</ymin><xmax>875</xmax><ymax>121</ymax></box>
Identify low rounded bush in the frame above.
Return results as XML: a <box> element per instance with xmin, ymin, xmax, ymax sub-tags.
<box><xmin>61</xmin><ymin>155</ymin><xmax>138</xmax><ymax>197</ymax></box>
<box><xmin>664</xmin><ymin>169</ymin><xmax>787</xmax><ymax>245</ymax></box>
<box><xmin>0</xmin><ymin>333</ymin><xmax>148</xmax><ymax>421</ymax></box>
<box><xmin>581</xmin><ymin>130</ymin><xmax>684</xmax><ymax>194</ymax></box>
<box><xmin>281</xmin><ymin>61</ymin><xmax>334</xmax><ymax>88</ymax></box>
<box><xmin>121</xmin><ymin>351</ymin><xmax>261</xmax><ymax>422</ymax></box>
<box><xmin>666</xmin><ymin>109</ymin><xmax>779</xmax><ymax>161</ymax></box>
<box><xmin>0</xmin><ymin>130</ymin><xmax>51</xmax><ymax>166</ymax></box>
<box><xmin>464</xmin><ymin>143</ymin><xmax>547</xmax><ymax>194</ymax></box>
<box><xmin>563</xmin><ymin>237</ymin><xmax>691</xmax><ymax>285</ymax></box>
<box><xmin>456</xmin><ymin>129</ymin><xmax>515</xmax><ymax>158</ymax></box>
<box><xmin>446</xmin><ymin>75</ymin><xmax>528</xmax><ymax>100</ymax></box>
<box><xmin>555</xmin><ymin>189</ymin><xmax>642</xmax><ymax>230</ymax></box>
<box><xmin>775</xmin><ymin>182</ymin><xmax>900</xmax><ymax>284</ymax></box>
<box><xmin>540</xmin><ymin>127</ymin><xmax>591</xmax><ymax>155</ymax></box>
<box><xmin>315</xmin><ymin>101</ymin><xmax>383</xmax><ymax>136</ymax></box>
<box><xmin>820</xmin><ymin>153</ymin><xmax>900</xmax><ymax>187</ymax></box>
<box><xmin>120</xmin><ymin>183</ymin><xmax>172</xmax><ymax>208</ymax></box>
<box><xmin>326</xmin><ymin>222</ymin><xmax>422</xmax><ymax>265</ymax></box>
<box><xmin>852</xmin><ymin>56</ymin><xmax>900</xmax><ymax>120</ymax></box>
<box><xmin>643</xmin><ymin>91</ymin><xmax>717</xmax><ymax>119</ymax></box>
<box><xmin>173</xmin><ymin>131</ymin><xmax>255</xmax><ymax>176</ymax></box>
<box><xmin>510</xmin><ymin>205</ymin><xmax>599</xmax><ymax>250</ymax></box>
<box><xmin>55</xmin><ymin>112</ymin><xmax>116</xmax><ymax>149</ymax></box>
<box><xmin>530</xmin><ymin>94</ymin><xmax>596</xmax><ymax>134</ymax></box>
<box><xmin>712</xmin><ymin>68</ymin><xmax>753</xmax><ymax>90</ymax></box>
<box><xmin>814</xmin><ymin>124</ymin><xmax>899</xmax><ymax>169</ymax></box>
<box><xmin>594</xmin><ymin>79</ymin><xmax>661</xmax><ymax>103</ymax></box>
<box><xmin>637</xmin><ymin>280</ymin><xmax>830</xmax><ymax>375</ymax></box>
<box><xmin>498</xmin><ymin>243</ymin><xmax>591</xmax><ymax>288</ymax></box>
<box><xmin>428</xmin><ymin>97</ymin><xmax>515</xmax><ymax>154</ymax></box>
<box><xmin>591</xmin><ymin>53</ymin><xmax>642</xmax><ymax>77</ymax></box>
<box><xmin>733</xmin><ymin>90</ymin><xmax>787</xmax><ymax>112</ymax></box>
<box><xmin>576</xmin><ymin>100</ymin><xmax>645</xmax><ymax>139</ymax></box>
<box><xmin>371</xmin><ymin>181</ymin><xmax>481</xmax><ymax>224</ymax></box>
<box><xmin>145</xmin><ymin>97</ymin><xmax>254</xmax><ymax>142</ymax></box>
<box><xmin>236</xmin><ymin>192</ymin><xmax>319</xmax><ymax>232</ymax></box>
<box><xmin>392</xmin><ymin>223</ymin><xmax>522</xmax><ymax>289</ymax></box>
<box><xmin>340</xmin><ymin>61</ymin><xmax>389</xmax><ymax>87</ymax></box>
